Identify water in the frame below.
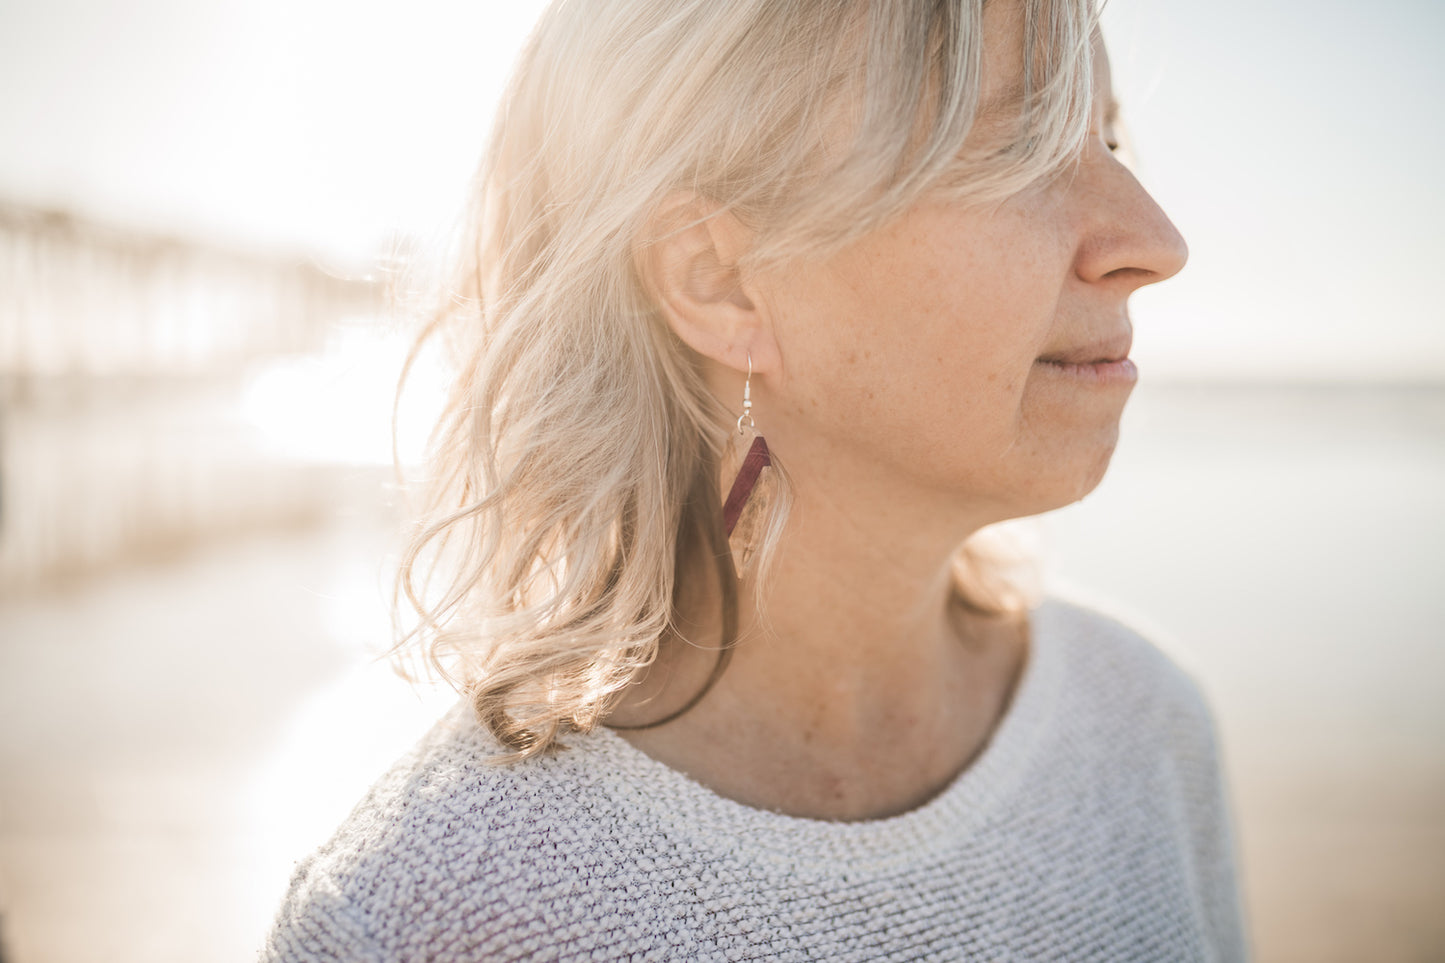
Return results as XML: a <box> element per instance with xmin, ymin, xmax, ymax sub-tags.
<box><xmin>1045</xmin><ymin>383</ymin><xmax>1445</xmax><ymax>755</ymax></box>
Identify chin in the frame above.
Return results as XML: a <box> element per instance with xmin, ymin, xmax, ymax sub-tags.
<box><xmin>1012</xmin><ymin>385</ymin><xmax>1130</xmax><ymax>506</ymax></box>
<box><xmin>1067</xmin><ymin>432</ymin><xmax>1122</xmax><ymax>505</ymax></box>
<box><xmin>1014</xmin><ymin>433</ymin><xmax>1121</xmax><ymax>518</ymax></box>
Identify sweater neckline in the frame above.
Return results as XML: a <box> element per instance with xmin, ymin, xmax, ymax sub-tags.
<box><xmin>584</xmin><ymin>599</ymin><xmax>1067</xmax><ymax>870</ymax></box>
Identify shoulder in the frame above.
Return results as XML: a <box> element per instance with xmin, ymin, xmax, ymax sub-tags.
<box><xmin>1029</xmin><ymin>595</ymin><xmax>1248</xmax><ymax>955</ymax></box>
<box><xmin>262</xmin><ymin>702</ymin><xmax>624</xmax><ymax>960</ymax></box>
<box><xmin>1030</xmin><ymin>593</ymin><xmax>1239</xmax><ymax>865</ymax></box>
<box><xmin>1028</xmin><ymin>593</ymin><xmax>1235</xmax><ymax>836</ymax></box>
<box><xmin>1031</xmin><ymin>593</ymin><xmax>1220</xmax><ymax>749</ymax></box>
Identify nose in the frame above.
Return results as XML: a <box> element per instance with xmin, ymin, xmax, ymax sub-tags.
<box><xmin>1072</xmin><ymin>147</ymin><xmax>1189</xmax><ymax>291</ymax></box>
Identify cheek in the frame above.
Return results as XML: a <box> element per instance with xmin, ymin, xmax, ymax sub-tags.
<box><xmin>767</xmin><ymin>207</ymin><xmax>1070</xmax><ymax>463</ymax></box>
<box><xmin>774</xmin><ymin>301</ymin><xmax>1044</xmax><ymax>478</ymax></box>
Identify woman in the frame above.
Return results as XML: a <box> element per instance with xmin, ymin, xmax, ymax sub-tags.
<box><xmin>265</xmin><ymin>0</ymin><xmax>1247</xmax><ymax>959</ymax></box>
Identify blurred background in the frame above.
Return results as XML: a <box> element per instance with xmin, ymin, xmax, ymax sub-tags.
<box><xmin>0</xmin><ymin>0</ymin><xmax>1440</xmax><ymax>960</ymax></box>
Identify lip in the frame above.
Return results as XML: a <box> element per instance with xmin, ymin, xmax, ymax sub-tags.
<box><xmin>1034</xmin><ymin>356</ymin><xmax>1139</xmax><ymax>385</ymax></box>
<box><xmin>1035</xmin><ymin>333</ymin><xmax>1138</xmax><ymax>385</ymax></box>
<box><xmin>1036</xmin><ymin>332</ymin><xmax>1133</xmax><ymax>367</ymax></box>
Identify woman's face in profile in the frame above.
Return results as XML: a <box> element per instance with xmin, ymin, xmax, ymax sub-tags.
<box><xmin>756</xmin><ymin>6</ymin><xmax>1188</xmax><ymax>525</ymax></box>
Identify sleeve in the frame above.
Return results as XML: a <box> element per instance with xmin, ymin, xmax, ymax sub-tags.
<box><xmin>259</xmin><ymin>857</ymin><xmax>384</xmax><ymax>963</ymax></box>
<box><xmin>1165</xmin><ymin>676</ymin><xmax>1252</xmax><ymax>963</ymax></box>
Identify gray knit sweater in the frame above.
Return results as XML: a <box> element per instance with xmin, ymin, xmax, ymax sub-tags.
<box><xmin>262</xmin><ymin>599</ymin><xmax>1249</xmax><ymax>961</ymax></box>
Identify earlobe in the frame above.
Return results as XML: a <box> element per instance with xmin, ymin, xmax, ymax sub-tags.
<box><xmin>638</xmin><ymin>194</ymin><xmax>776</xmax><ymax>374</ymax></box>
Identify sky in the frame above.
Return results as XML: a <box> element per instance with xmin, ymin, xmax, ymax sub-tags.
<box><xmin>1</xmin><ymin>0</ymin><xmax>1442</xmax><ymax>382</ymax></box>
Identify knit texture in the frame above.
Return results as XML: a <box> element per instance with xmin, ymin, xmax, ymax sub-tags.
<box><xmin>262</xmin><ymin>598</ymin><xmax>1249</xmax><ymax>962</ymax></box>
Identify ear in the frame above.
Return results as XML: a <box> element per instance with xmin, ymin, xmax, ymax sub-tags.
<box><xmin>637</xmin><ymin>194</ymin><xmax>779</xmax><ymax>375</ymax></box>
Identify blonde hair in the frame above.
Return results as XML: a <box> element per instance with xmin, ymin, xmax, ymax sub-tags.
<box><xmin>397</xmin><ymin>0</ymin><xmax>1097</xmax><ymax>758</ymax></box>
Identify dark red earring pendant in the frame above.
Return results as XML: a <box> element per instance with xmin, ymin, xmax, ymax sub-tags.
<box><xmin>719</xmin><ymin>424</ymin><xmax>776</xmax><ymax>578</ymax></box>
<box><xmin>720</xmin><ymin>353</ymin><xmax>776</xmax><ymax>577</ymax></box>
<box><xmin>722</xmin><ymin>433</ymin><xmax>771</xmax><ymax>535</ymax></box>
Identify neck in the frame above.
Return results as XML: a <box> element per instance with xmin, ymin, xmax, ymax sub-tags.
<box><xmin>610</xmin><ymin>461</ymin><xmax>1028</xmax><ymax>821</ymax></box>
<box><xmin>733</xmin><ymin>491</ymin><xmax>969</xmax><ymax>727</ymax></box>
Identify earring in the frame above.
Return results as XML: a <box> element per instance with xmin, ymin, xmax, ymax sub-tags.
<box><xmin>719</xmin><ymin>353</ymin><xmax>777</xmax><ymax>578</ymax></box>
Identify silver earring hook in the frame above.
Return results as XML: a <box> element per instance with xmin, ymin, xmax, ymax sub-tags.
<box><xmin>736</xmin><ymin>352</ymin><xmax>755</xmax><ymax>434</ymax></box>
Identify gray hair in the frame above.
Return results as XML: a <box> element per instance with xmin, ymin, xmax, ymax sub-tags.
<box><xmin>397</xmin><ymin>0</ymin><xmax>1096</xmax><ymax>758</ymax></box>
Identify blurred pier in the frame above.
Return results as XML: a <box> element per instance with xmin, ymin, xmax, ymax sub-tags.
<box><xmin>0</xmin><ymin>204</ymin><xmax>421</xmax><ymax>963</ymax></box>
<box><xmin>0</xmin><ymin>202</ymin><xmax>383</xmax><ymax>590</ymax></box>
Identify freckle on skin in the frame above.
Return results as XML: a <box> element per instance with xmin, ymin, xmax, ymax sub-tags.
<box><xmin>987</xmin><ymin>372</ymin><xmax>997</xmax><ymax>383</ymax></box>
